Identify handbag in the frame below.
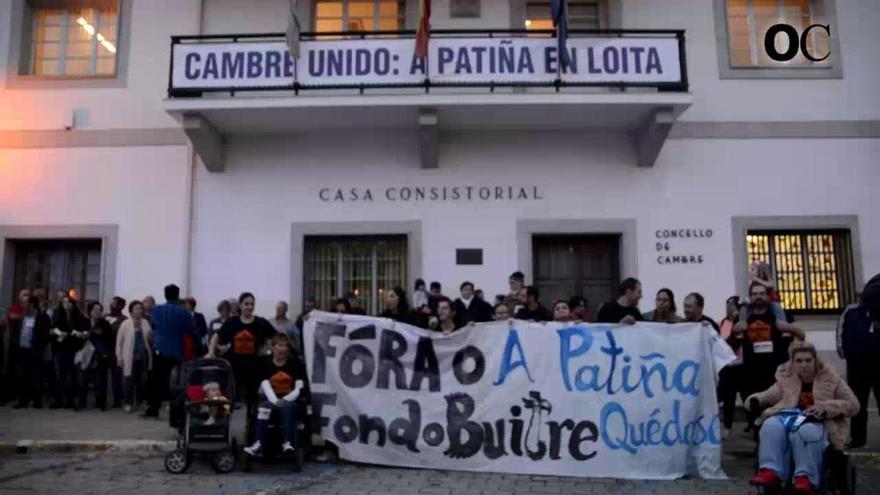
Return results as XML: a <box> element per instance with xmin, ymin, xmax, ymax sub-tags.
<box><xmin>74</xmin><ymin>340</ymin><xmax>95</xmax><ymax>371</ymax></box>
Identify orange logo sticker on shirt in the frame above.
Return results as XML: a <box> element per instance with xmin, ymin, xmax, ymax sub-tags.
<box><xmin>799</xmin><ymin>391</ymin><xmax>815</xmax><ymax>410</ymax></box>
<box><xmin>270</xmin><ymin>370</ymin><xmax>294</xmax><ymax>396</ymax></box>
<box><xmin>747</xmin><ymin>320</ymin><xmax>772</xmax><ymax>342</ymax></box>
<box><xmin>233</xmin><ymin>329</ymin><xmax>256</xmax><ymax>355</ymax></box>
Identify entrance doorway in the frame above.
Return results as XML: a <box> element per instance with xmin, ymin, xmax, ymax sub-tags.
<box><xmin>532</xmin><ymin>234</ymin><xmax>620</xmax><ymax>317</ymax></box>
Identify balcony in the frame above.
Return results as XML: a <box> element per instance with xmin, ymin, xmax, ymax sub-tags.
<box><xmin>163</xmin><ymin>29</ymin><xmax>692</xmax><ymax>171</ymax></box>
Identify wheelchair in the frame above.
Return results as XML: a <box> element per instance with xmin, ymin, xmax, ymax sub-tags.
<box><xmin>242</xmin><ymin>397</ymin><xmax>312</xmax><ymax>472</ymax></box>
<box><xmin>749</xmin><ymin>406</ymin><xmax>857</xmax><ymax>494</ymax></box>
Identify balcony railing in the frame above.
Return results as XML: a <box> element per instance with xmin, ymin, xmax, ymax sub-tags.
<box><xmin>168</xmin><ymin>29</ymin><xmax>688</xmax><ymax>97</ymax></box>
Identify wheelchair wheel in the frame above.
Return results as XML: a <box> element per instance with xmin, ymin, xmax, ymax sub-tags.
<box><xmin>164</xmin><ymin>449</ymin><xmax>190</xmax><ymax>474</ymax></box>
<box><xmin>212</xmin><ymin>449</ymin><xmax>236</xmax><ymax>474</ymax></box>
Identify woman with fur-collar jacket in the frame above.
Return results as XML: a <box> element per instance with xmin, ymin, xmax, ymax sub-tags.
<box><xmin>746</xmin><ymin>341</ymin><xmax>859</xmax><ymax>492</ymax></box>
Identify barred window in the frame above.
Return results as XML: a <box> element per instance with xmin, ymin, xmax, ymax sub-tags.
<box><xmin>12</xmin><ymin>239</ymin><xmax>102</xmax><ymax>307</ymax></box>
<box><xmin>26</xmin><ymin>1</ymin><xmax>120</xmax><ymax>77</ymax></box>
<box><xmin>725</xmin><ymin>0</ymin><xmax>830</xmax><ymax>67</ymax></box>
<box><xmin>303</xmin><ymin>235</ymin><xmax>407</xmax><ymax>315</ymax></box>
<box><xmin>314</xmin><ymin>0</ymin><xmax>406</xmax><ymax>32</ymax></box>
<box><xmin>746</xmin><ymin>230</ymin><xmax>855</xmax><ymax>313</ymax></box>
<box><xmin>524</xmin><ymin>1</ymin><xmax>601</xmax><ymax>31</ymax></box>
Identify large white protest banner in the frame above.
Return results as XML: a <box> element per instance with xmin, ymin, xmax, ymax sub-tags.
<box><xmin>304</xmin><ymin>312</ymin><xmax>734</xmax><ymax>479</ymax></box>
<box><xmin>171</xmin><ymin>36</ymin><xmax>682</xmax><ymax>89</ymax></box>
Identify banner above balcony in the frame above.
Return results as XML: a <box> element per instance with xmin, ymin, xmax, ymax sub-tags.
<box><xmin>170</xmin><ymin>34</ymin><xmax>685</xmax><ymax>93</ymax></box>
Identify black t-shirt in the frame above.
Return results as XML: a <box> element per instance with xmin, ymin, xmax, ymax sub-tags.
<box><xmin>596</xmin><ymin>301</ymin><xmax>644</xmax><ymax>323</ymax></box>
<box><xmin>743</xmin><ymin>310</ymin><xmax>789</xmax><ymax>368</ymax></box>
<box><xmin>514</xmin><ymin>304</ymin><xmax>553</xmax><ymax>322</ymax></box>
<box><xmin>799</xmin><ymin>382</ymin><xmax>815</xmax><ymax>410</ymax></box>
<box><xmin>217</xmin><ymin>316</ymin><xmax>276</xmax><ymax>364</ymax></box>
<box><xmin>258</xmin><ymin>355</ymin><xmax>303</xmax><ymax>397</ymax></box>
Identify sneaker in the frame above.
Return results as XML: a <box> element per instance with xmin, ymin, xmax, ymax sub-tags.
<box><xmin>750</xmin><ymin>468</ymin><xmax>782</xmax><ymax>488</ymax></box>
<box><xmin>243</xmin><ymin>441</ymin><xmax>262</xmax><ymax>457</ymax></box>
<box><xmin>793</xmin><ymin>475</ymin><xmax>813</xmax><ymax>493</ymax></box>
<box><xmin>204</xmin><ymin>416</ymin><xmax>215</xmax><ymax>426</ymax></box>
<box><xmin>123</xmin><ymin>404</ymin><xmax>132</xmax><ymax>413</ymax></box>
<box><xmin>281</xmin><ymin>442</ymin><xmax>295</xmax><ymax>454</ymax></box>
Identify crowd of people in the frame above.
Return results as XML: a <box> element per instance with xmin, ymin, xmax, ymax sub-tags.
<box><xmin>1</xmin><ymin>267</ymin><xmax>878</xmax><ymax>492</ymax></box>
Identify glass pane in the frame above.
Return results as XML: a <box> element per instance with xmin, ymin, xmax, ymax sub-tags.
<box><xmin>379</xmin><ymin>1</ymin><xmax>400</xmax><ymax>17</ymax></box>
<box><xmin>35</xmin><ymin>24</ymin><xmax>63</xmax><ymax>42</ymax></box>
<box><xmin>96</xmin><ymin>57</ymin><xmax>116</xmax><ymax>75</ymax></box>
<box><xmin>348</xmin><ymin>1</ymin><xmax>375</xmax><ymax>18</ymax></box>
<box><xmin>64</xmin><ymin>59</ymin><xmax>92</xmax><ymax>76</ymax></box>
<box><xmin>316</xmin><ymin>18</ymin><xmax>344</xmax><ymax>32</ymax></box>
<box><xmin>66</xmin><ymin>41</ymin><xmax>93</xmax><ymax>57</ymax></box>
<box><xmin>34</xmin><ymin>42</ymin><xmax>61</xmax><ymax>59</ymax></box>
<box><xmin>378</xmin><ymin>18</ymin><xmax>399</xmax><ymax>30</ymax></box>
<box><xmin>34</xmin><ymin>59</ymin><xmax>60</xmax><ymax>75</ymax></box>
<box><xmin>526</xmin><ymin>19</ymin><xmax>554</xmax><ymax>30</ymax></box>
<box><xmin>316</xmin><ymin>1</ymin><xmax>344</xmax><ymax>17</ymax></box>
<box><xmin>752</xmin><ymin>0</ymin><xmax>778</xmax><ymax>16</ymax></box>
<box><xmin>727</xmin><ymin>0</ymin><xmax>748</xmax><ymax>16</ymax></box>
<box><xmin>36</xmin><ymin>9</ymin><xmax>64</xmax><ymax>25</ymax></box>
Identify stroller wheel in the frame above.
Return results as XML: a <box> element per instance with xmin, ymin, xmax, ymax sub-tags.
<box><xmin>165</xmin><ymin>449</ymin><xmax>190</xmax><ymax>474</ymax></box>
<box><xmin>212</xmin><ymin>449</ymin><xmax>236</xmax><ymax>474</ymax></box>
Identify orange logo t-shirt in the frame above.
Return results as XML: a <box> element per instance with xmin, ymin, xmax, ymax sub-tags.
<box><xmin>233</xmin><ymin>329</ymin><xmax>256</xmax><ymax>355</ymax></box>
<box><xmin>270</xmin><ymin>370</ymin><xmax>295</xmax><ymax>396</ymax></box>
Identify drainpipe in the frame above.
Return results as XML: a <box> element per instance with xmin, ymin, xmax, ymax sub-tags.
<box><xmin>183</xmin><ymin>0</ymin><xmax>205</xmax><ymax>295</ymax></box>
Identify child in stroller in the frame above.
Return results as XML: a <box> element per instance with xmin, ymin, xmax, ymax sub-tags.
<box><xmin>164</xmin><ymin>358</ymin><xmax>237</xmax><ymax>474</ymax></box>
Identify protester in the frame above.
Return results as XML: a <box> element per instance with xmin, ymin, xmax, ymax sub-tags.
<box><xmin>143</xmin><ymin>284</ymin><xmax>197</xmax><ymax>418</ymax></box>
<box><xmin>345</xmin><ymin>292</ymin><xmax>367</xmax><ymax>315</ymax></box>
<box><xmin>682</xmin><ymin>292</ymin><xmax>719</xmax><ymax>331</ymax></box>
<box><xmin>747</xmin><ymin>341</ymin><xmax>859</xmax><ymax>492</ymax></box>
<box><xmin>596</xmin><ymin>278</ymin><xmax>643</xmax><ymax>324</ymax></box>
<box><xmin>718</xmin><ymin>295</ymin><xmax>746</xmax><ymax>438</ymax></box>
<box><xmin>332</xmin><ymin>298</ymin><xmax>351</xmax><ymax>314</ymax></box>
<box><xmin>568</xmin><ymin>296</ymin><xmax>590</xmax><ymax>323</ymax></box>
<box><xmin>50</xmin><ymin>296</ymin><xmax>86</xmax><ymax>409</ymax></box>
<box><xmin>105</xmin><ymin>296</ymin><xmax>128</xmax><ymax>408</ymax></box>
<box><xmin>208</xmin><ymin>292</ymin><xmax>277</xmax><ymax>411</ymax></box>
<box><xmin>243</xmin><ymin>333</ymin><xmax>306</xmax><ymax>457</ymax></box>
<box><xmin>453</xmin><ymin>281</ymin><xmax>493</xmax><ymax>324</ymax></box>
<box><xmin>271</xmin><ymin>301</ymin><xmax>301</xmax><ymax>355</ymax></box>
<box><xmin>294</xmin><ymin>298</ymin><xmax>316</xmax><ymax>331</ymax></box>
<box><xmin>643</xmin><ymin>288</ymin><xmax>682</xmax><ymax>323</ymax></box>
<box><xmin>2</xmin><ymin>289</ymin><xmax>29</xmax><ymax>404</ymax></box>
<box><xmin>492</xmin><ymin>303</ymin><xmax>510</xmax><ymax>321</ymax></box>
<box><xmin>208</xmin><ymin>300</ymin><xmax>232</xmax><ymax>351</ymax></box>
<box><xmin>836</xmin><ymin>292</ymin><xmax>880</xmax><ymax>448</ymax></box>
<box><xmin>429</xmin><ymin>298</ymin><xmax>461</xmax><ymax>334</ymax></box>
<box><xmin>116</xmin><ymin>300</ymin><xmax>152</xmax><ymax>412</ymax></box>
<box><xmin>552</xmin><ymin>300</ymin><xmax>577</xmax><ymax>323</ymax></box>
<box><xmin>379</xmin><ymin>287</ymin><xmax>426</xmax><ymax>328</ymax></box>
<box><xmin>142</xmin><ymin>296</ymin><xmax>156</xmax><ymax>323</ymax></box>
<box><xmin>78</xmin><ymin>301</ymin><xmax>114</xmax><ymax>411</ymax></box>
<box><xmin>503</xmin><ymin>271</ymin><xmax>526</xmax><ymax>315</ymax></box>
<box><xmin>14</xmin><ymin>296</ymin><xmax>50</xmax><ymax>409</ymax></box>
<box><xmin>734</xmin><ymin>282</ymin><xmax>805</xmax><ymax>429</ymax></box>
<box><xmin>412</xmin><ymin>279</ymin><xmax>429</xmax><ymax>313</ymax></box>
<box><xmin>514</xmin><ymin>286</ymin><xmax>552</xmax><ymax>322</ymax></box>
<box><xmin>183</xmin><ymin>297</ymin><xmax>208</xmax><ymax>360</ymax></box>
<box><xmin>427</xmin><ymin>281</ymin><xmax>444</xmax><ymax>315</ymax></box>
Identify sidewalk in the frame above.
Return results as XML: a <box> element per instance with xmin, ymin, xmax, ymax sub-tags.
<box><xmin>0</xmin><ymin>402</ymin><xmax>878</xmax><ymax>474</ymax></box>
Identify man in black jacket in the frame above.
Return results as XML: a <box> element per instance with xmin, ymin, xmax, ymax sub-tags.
<box><xmin>453</xmin><ymin>281</ymin><xmax>493</xmax><ymax>324</ymax></box>
<box><xmin>14</xmin><ymin>296</ymin><xmax>51</xmax><ymax>409</ymax></box>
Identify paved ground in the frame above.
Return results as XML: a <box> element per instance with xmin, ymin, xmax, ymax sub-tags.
<box><xmin>0</xmin><ymin>399</ymin><xmax>879</xmax><ymax>494</ymax></box>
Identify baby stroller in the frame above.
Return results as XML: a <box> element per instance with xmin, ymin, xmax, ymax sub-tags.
<box><xmin>164</xmin><ymin>358</ymin><xmax>237</xmax><ymax>474</ymax></box>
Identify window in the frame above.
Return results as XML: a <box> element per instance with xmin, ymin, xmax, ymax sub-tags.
<box><xmin>524</xmin><ymin>1</ymin><xmax>601</xmax><ymax>31</ymax></box>
<box><xmin>725</xmin><ymin>0</ymin><xmax>829</xmax><ymax>67</ymax></box>
<box><xmin>314</xmin><ymin>0</ymin><xmax>406</xmax><ymax>32</ymax></box>
<box><xmin>303</xmin><ymin>235</ymin><xmax>407</xmax><ymax>314</ymax></box>
<box><xmin>25</xmin><ymin>1</ymin><xmax>120</xmax><ymax>77</ymax></box>
<box><xmin>11</xmin><ymin>239</ymin><xmax>102</xmax><ymax>306</ymax></box>
<box><xmin>746</xmin><ymin>230</ymin><xmax>855</xmax><ymax>313</ymax></box>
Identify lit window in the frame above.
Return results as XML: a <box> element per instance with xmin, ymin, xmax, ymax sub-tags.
<box><xmin>12</xmin><ymin>239</ymin><xmax>103</xmax><ymax>307</ymax></box>
<box><xmin>314</xmin><ymin>0</ymin><xmax>405</xmax><ymax>33</ymax></box>
<box><xmin>725</xmin><ymin>0</ymin><xmax>830</xmax><ymax>67</ymax></box>
<box><xmin>525</xmin><ymin>1</ymin><xmax>601</xmax><ymax>32</ymax></box>
<box><xmin>746</xmin><ymin>230</ymin><xmax>855</xmax><ymax>313</ymax></box>
<box><xmin>304</xmin><ymin>235</ymin><xmax>407</xmax><ymax>315</ymax></box>
<box><xmin>26</xmin><ymin>1</ymin><xmax>120</xmax><ymax>77</ymax></box>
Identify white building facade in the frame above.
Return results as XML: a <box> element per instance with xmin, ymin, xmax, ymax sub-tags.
<box><xmin>1</xmin><ymin>0</ymin><xmax>877</xmax><ymax>344</ymax></box>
